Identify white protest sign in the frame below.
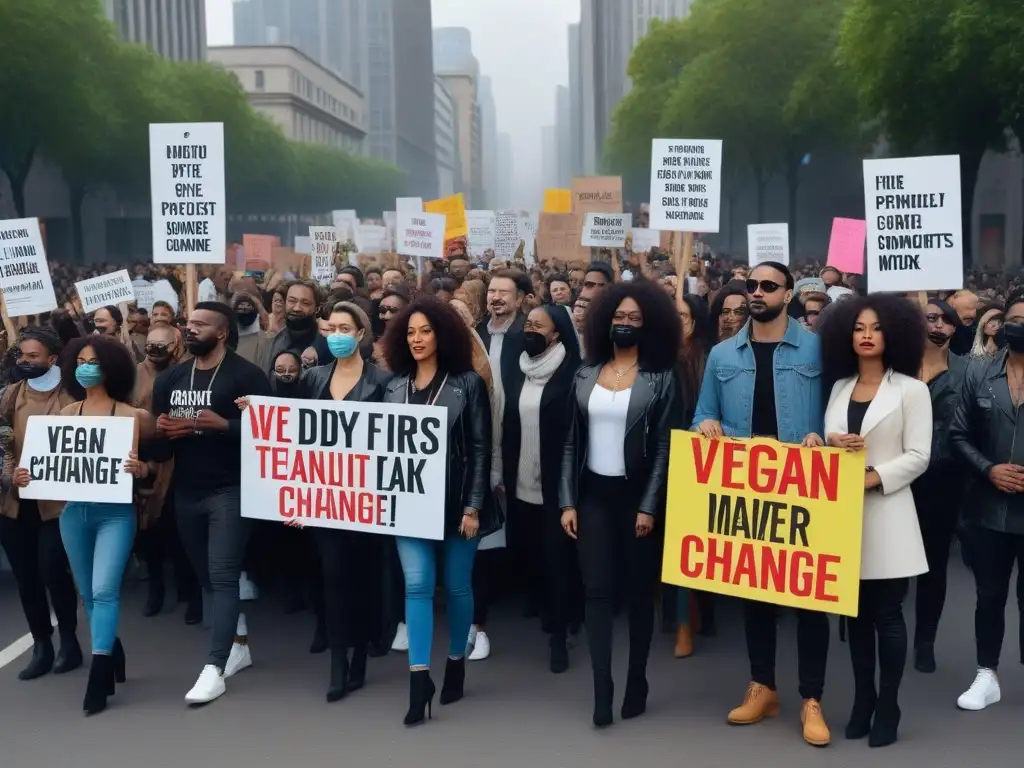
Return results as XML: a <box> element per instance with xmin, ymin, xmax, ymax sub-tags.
<box><xmin>331</xmin><ymin>210</ymin><xmax>357</xmax><ymax>241</ymax></box>
<box><xmin>149</xmin><ymin>122</ymin><xmax>226</xmax><ymax>264</ymax></box>
<box><xmin>294</xmin><ymin>235</ymin><xmax>311</xmax><ymax>255</ymax></box>
<box><xmin>151</xmin><ymin>279</ymin><xmax>179</xmax><ymax>314</ymax></box>
<box><xmin>649</xmin><ymin>138</ymin><xmax>723</xmax><ymax>233</ymax></box>
<box><xmin>631</xmin><ymin>228</ymin><xmax>661</xmax><ymax>253</ymax></box>
<box><xmin>746</xmin><ymin>223</ymin><xmax>790</xmax><ymax>266</ymax></box>
<box><xmin>0</xmin><ymin>218</ymin><xmax>57</xmax><ymax>316</ymax></box>
<box><xmin>355</xmin><ymin>224</ymin><xmax>387</xmax><ymax>256</ymax></box>
<box><xmin>383</xmin><ymin>211</ymin><xmax>398</xmax><ymax>251</ymax></box>
<box><xmin>396</xmin><ymin>197</ymin><xmax>424</xmax><ymax>214</ymax></box>
<box><xmin>309</xmin><ymin>226</ymin><xmax>338</xmax><ymax>285</ymax></box>
<box><xmin>397</xmin><ymin>212</ymin><xmax>446</xmax><ymax>260</ymax></box>
<box><xmin>518</xmin><ymin>212</ymin><xmax>538</xmax><ymax>265</ymax></box>
<box><xmin>863</xmin><ymin>155</ymin><xmax>963</xmax><ymax>293</ymax></box>
<box><xmin>75</xmin><ymin>270</ymin><xmax>135</xmax><ymax>315</ymax></box>
<box><xmin>466</xmin><ymin>210</ymin><xmax>496</xmax><ymax>258</ymax></box>
<box><xmin>132</xmin><ymin>280</ymin><xmax>155</xmax><ymax>313</ymax></box>
<box><xmin>582</xmin><ymin>213</ymin><xmax>629</xmax><ymax>248</ymax></box>
<box><xmin>241</xmin><ymin>396</ymin><xmax>448</xmax><ymax>539</ymax></box>
<box><xmin>494</xmin><ymin>210</ymin><xmax>521</xmax><ymax>260</ymax></box>
<box><xmin>19</xmin><ymin>416</ymin><xmax>135</xmax><ymax>504</ymax></box>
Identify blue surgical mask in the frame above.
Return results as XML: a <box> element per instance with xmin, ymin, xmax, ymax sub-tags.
<box><xmin>75</xmin><ymin>362</ymin><xmax>104</xmax><ymax>389</ymax></box>
<box><xmin>327</xmin><ymin>333</ymin><xmax>359</xmax><ymax>359</ymax></box>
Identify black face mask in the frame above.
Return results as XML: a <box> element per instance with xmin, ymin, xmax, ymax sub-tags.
<box><xmin>927</xmin><ymin>331</ymin><xmax>951</xmax><ymax>348</ymax></box>
<box><xmin>286</xmin><ymin>313</ymin><xmax>316</xmax><ymax>333</ymax></box>
<box><xmin>998</xmin><ymin>322</ymin><xmax>1024</xmax><ymax>353</ymax></box>
<box><xmin>523</xmin><ymin>331</ymin><xmax>550</xmax><ymax>358</ymax></box>
<box><xmin>610</xmin><ymin>324</ymin><xmax>641</xmax><ymax>349</ymax></box>
<box><xmin>185</xmin><ymin>334</ymin><xmax>218</xmax><ymax>357</ymax></box>
<box><xmin>17</xmin><ymin>363</ymin><xmax>50</xmax><ymax>380</ymax></box>
<box><xmin>147</xmin><ymin>348</ymin><xmax>174</xmax><ymax>369</ymax></box>
<box><xmin>236</xmin><ymin>310</ymin><xmax>258</xmax><ymax>327</ymax></box>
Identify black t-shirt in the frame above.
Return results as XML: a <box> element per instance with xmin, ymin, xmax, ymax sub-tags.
<box><xmin>152</xmin><ymin>350</ymin><xmax>272</xmax><ymax>493</ymax></box>
<box><xmin>750</xmin><ymin>341</ymin><xmax>779</xmax><ymax>438</ymax></box>
<box><xmin>847</xmin><ymin>399</ymin><xmax>872</xmax><ymax>436</ymax></box>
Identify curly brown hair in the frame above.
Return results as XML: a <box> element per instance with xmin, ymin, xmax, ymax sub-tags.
<box><xmin>380</xmin><ymin>295</ymin><xmax>475</xmax><ymax>376</ymax></box>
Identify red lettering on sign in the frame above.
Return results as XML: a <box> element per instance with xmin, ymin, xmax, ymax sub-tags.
<box><xmin>748</xmin><ymin>443</ymin><xmax>778</xmax><ymax>494</ymax></box>
<box><xmin>680</xmin><ymin>535</ymin><xmax>704</xmax><ymax>577</ymax></box>
<box><xmin>721</xmin><ymin>442</ymin><xmax>745</xmax><ymax>489</ymax></box>
<box><xmin>692</xmin><ymin>437</ymin><xmax>718</xmax><ymax>484</ymax></box>
<box><xmin>814</xmin><ymin>554</ymin><xmax>840</xmax><ymax>602</ymax></box>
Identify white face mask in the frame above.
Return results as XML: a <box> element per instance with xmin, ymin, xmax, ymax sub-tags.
<box><xmin>26</xmin><ymin>364</ymin><xmax>62</xmax><ymax>393</ymax></box>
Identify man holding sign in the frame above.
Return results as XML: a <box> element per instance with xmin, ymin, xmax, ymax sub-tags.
<box><xmin>690</xmin><ymin>261</ymin><xmax>832</xmax><ymax>747</ymax></box>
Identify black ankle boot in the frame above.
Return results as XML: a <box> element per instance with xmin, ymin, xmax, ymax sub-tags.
<box><xmin>549</xmin><ymin>635</ymin><xmax>569</xmax><ymax>674</ymax></box>
<box><xmin>348</xmin><ymin>646</ymin><xmax>367</xmax><ymax>691</ymax></box>
<box><xmin>404</xmin><ymin>670</ymin><xmax>435</xmax><ymax>726</ymax></box>
<box><xmin>83</xmin><ymin>655</ymin><xmax>113</xmax><ymax>715</ymax></box>
<box><xmin>18</xmin><ymin>640</ymin><xmax>54</xmax><ymax>681</ymax></box>
<box><xmin>592</xmin><ymin>672</ymin><xmax>614</xmax><ymax>727</ymax></box>
<box><xmin>621</xmin><ymin>667</ymin><xmax>649</xmax><ymax>720</ymax></box>
<box><xmin>439</xmin><ymin>657</ymin><xmax>465</xmax><ymax>705</ymax></box>
<box><xmin>53</xmin><ymin>634</ymin><xmax>82</xmax><ymax>675</ymax></box>
<box><xmin>326</xmin><ymin>649</ymin><xmax>349</xmax><ymax>703</ymax></box>
<box><xmin>309</xmin><ymin>622</ymin><xmax>328</xmax><ymax>655</ymax></box>
<box><xmin>143</xmin><ymin>578</ymin><xmax>165</xmax><ymax>618</ymax></box>
<box><xmin>113</xmin><ymin>638</ymin><xmax>126</xmax><ymax>683</ymax></box>
<box><xmin>914</xmin><ymin>643</ymin><xmax>936</xmax><ymax>673</ymax></box>
<box><xmin>868</xmin><ymin>693</ymin><xmax>901</xmax><ymax>748</ymax></box>
<box><xmin>845</xmin><ymin>687</ymin><xmax>876</xmax><ymax>739</ymax></box>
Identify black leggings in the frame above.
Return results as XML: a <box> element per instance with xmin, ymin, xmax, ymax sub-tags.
<box><xmin>315</xmin><ymin>529</ymin><xmax>381</xmax><ymax>650</ymax></box>
<box><xmin>848</xmin><ymin>578</ymin><xmax>909</xmax><ymax>701</ymax></box>
<box><xmin>966</xmin><ymin>526</ymin><xmax>1024</xmax><ymax>669</ymax></box>
<box><xmin>911</xmin><ymin>475</ymin><xmax>962</xmax><ymax>647</ymax></box>
<box><xmin>577</xmin><ymin>471</ymin><xmax>659</xmax><ymax>675</ymax></box>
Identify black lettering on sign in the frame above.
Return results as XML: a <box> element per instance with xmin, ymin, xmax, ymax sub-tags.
<box><xmin>47</xmin><ymin>425</ymin><xmax>106</xmax><ymax>454</ymax></box>
<box><xmin>375</xmin><ymin>456</ymin><xmax>427</xmax><ymax>494</ymax></box>
<box><xmin>29</xmin><ymin>455</ymin><xmax>122</xmax><ymax>484</ymax></box>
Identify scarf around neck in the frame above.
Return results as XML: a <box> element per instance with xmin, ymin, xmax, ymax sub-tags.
<box><xmin>519</xmin><ymin>341</ymin><xmax>566</xmax><ymax>383</ymax></box>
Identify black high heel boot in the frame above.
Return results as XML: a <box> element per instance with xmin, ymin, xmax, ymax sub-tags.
<box><xmin>404</xmin><ymin>670</ymin><xmax>436</xmax><ymax>726</ymax></box>
<box><xmin>18</xmin><ymin>640</ymin><xmax>54</xmax><ymax>681</ymax></box>
<box><xmin>621</xmin><ymin>667</ymin><xmax>649</xmax><ymax>720</ymax></box>
<box><xmin>868</xmin><ymin>691</ymin><xmax>901</xmax><ymax>748</ymax></box>
<box><xmin>845</xmin><ymin>686</ymin><xmax>876</xmax><ymax>739</ymax></box>
<box><xmin>592</xmin><ymin>671</ymin><xmax>614</xmax><ymax>728</ymax></box>
<box><xmin>326</xmin><ymin>649</ymin><xmax>349</xmax><ymax>703</ymax></box>
<box><xmin>83</xmin><ymin>655</ymin><xmax>113</xmax><ymax>715</ymax></box>
<box><xmin>439</xmin><ymin>657</ymin><xmax>465</xmax><ymax>705</ymax></box>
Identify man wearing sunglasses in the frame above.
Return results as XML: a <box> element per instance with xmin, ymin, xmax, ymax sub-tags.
<box><xmin>579</xmin><ymin>262</ymin><xmax>614</xmax><ymax>301</ymax></box>
<box><xmin>692</xmin><ymin>261</ymin><xmax>830</xmax><ymax>747</ymax></box>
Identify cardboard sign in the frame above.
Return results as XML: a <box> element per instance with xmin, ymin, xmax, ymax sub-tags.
<box><xmin>536</xmin><ymin>213</ymin><xmax>581</xmax><ymax>263</ymax></box>
<box><xmin>75</xmin><ymin>270</ymin><xmax>135</xmax><ymax>314</ymax></box>
<box><xmin>827</xmin><ymin>218</ymin><xmax>867</xmax><ymax>275</ymax></box>
<box><xmin>149</xmin><ymin>122</ymin><xmax>226</xmax><ymax>264</ymax></box>
<box><xmin>649</xmin><ymin>138</ymin><xmax>723</xmax><ymax>233</ymax></box>
<box><xmin>241</xmin><ymin>396</ymin><xmax>449</xmax><ymax>539</ymax></box>
<box><xmin>662</xmin><ymin>432</ymin><xmax>865</xmax><ymax>616</ymax></box>
<box><xmin>631</xmin><ymin>228</ymin><xmax>661</xmax><ymax>253</ymax></box>
<box><xmin>747</xmin><ymin>223</ymin><xmax>790</xmax><ymax>266</ymax></box>
<box><xmin>0</xmin><ymin>218</ymin><xmax>58</xmax><ymax>316</ymax></box>
<box><xmin>543</xmin><ymin>189</ymin><xmax>572</xmax><ymax>214</ymax></box>
<box><xmin>396</xmin><ymin>197</ymin><xmax>424</xmax><ymax>214</ymax></box>
<box><xmin>397</xmin><ymin>212</ymin><xmax>446</xmax><ymax>260</ymax></box>
<box><xmin>242</xmin><ymin>234</ymin><xmax>279</xmax><ymax>271</ymax></box>
<box><xmin>331</xmin><ymin>210</ymin><xmax>357</xmax><ymax>241</ymax></box>
<box><xmin>271</xmin><ymin>246</ymin><xmax>306</xmax><ymax>276</ymax></box>
<box><xmin>424</xmin><ymin>193</ymin><xmax>468</xmax><ymax>240</ymax></box>
<box><xmin>19</xmin><ymin>416</ymin><xmax>136</xmax><ymax>504</ymax></box>
<box><xmin>466</xmin><ymin>210</ymin><xmax>496</xmax><ymax>258</ymax></box>
<box><xmin>571</xmin><ymin>177</ymin><xmax>623</xmax><ymax>215</ymax></box>
<box><xmin>582</xmin><ymin>213</ymin><xmax>629</xmax><ymax>248</ymax></box>
<box><xmin>494</xmin><ymin>210</ymin><xmax>521</xmax><ymax>260</ymax></box>
<box><xmin>863</xmin><ymin>155</ymin><xmax>963</xmax><ymax>292</ymax></box>
<box><xmin>309</xmin><ymin>226</ymin><xmax>338</xmax><ymax>285</ymax></box>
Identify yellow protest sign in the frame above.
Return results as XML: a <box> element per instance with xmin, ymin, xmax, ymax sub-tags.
<box><xmin>424</xmin><ymin>193</ymin><xmax>468</xmax><ymax>240</ymax></box>
<box><xmin>543</xmin><ymin>189</ymin><xmax>572</xmax><ymax>214</ymax></box>
<box><xmin>662</xmin><ymin>432</ymin><xmax>865</xmax><ymax>616</ymax></box>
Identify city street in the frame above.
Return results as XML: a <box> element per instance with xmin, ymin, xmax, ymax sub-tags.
<box><xmin>0</xmin><ymin>558</ymin><xmax>1021</xmax><ymax>768</ymax></box>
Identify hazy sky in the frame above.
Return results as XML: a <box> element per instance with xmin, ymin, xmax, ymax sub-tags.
<box><xmin>205</xmin><ymin>0</ymin><xmax>580</xmax><ymax>208</ymax></box>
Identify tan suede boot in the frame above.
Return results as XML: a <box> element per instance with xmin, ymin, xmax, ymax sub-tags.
<box><xmin>800</xmin><ymin>698</ymin><xmax>831</xmax><ymax>746</ymax></box>
<box><xmin>727</xmin><ymin>682</ymin><xmax>780</xmax><ymax>724</ymax></box>
<box><xmin>674</xmin><ymin>625</ymin><xmax>694</xmax><ymax>658</ymax></box>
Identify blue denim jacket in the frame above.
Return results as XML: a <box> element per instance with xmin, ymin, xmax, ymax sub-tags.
<box><xmin>691</xmin><ymin>318</ymin><xmax>823</xmax><ymax>443</ymax></box>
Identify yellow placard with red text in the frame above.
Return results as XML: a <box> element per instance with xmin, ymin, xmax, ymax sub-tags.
<box><xmin>662</xmin><ymin>432</ymin><xmax>865</xmax><ymax>616</ymax></box>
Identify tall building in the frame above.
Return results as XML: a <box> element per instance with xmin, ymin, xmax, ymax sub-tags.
<box><xmin>568</xmin><ymin>23</ymin><xmax>584</xmax><ymax>178</ymax></box>
<box><xmin>232</xmin><ymin>0</ymin><xmax>367</xmax><ymax>92</ymax></box>
<box><xmin>497</xmin><ymin>131</ymin><xmax>514</xmax><ymax>209</ymax></box>
<box><xmin>579</xmin><ymin>0</ymin><xmax>693</xmax><ymax>172</ymax></box>
<box><xmin>209</xmin><ymin>46</ymin><xmax>367</xmax><ymax>154</ymax></box>
<box><xmin>104</xmin><ymin>0</ymin><xmax>207</xmax><ymax>61</ymax></box>
<box><xmin>367</xmin><ymin>0</ymin><xmax>438</xmax><ymax>198</ymax></box>
<box><xmin>434</xmin><ymin>28</ymin><xmax>483</xmax><ymax>207</ymax></box>
<box><xmin>555</xmin><ymin>85</ymin><xmax>571</xmax><ymax>187</ymax></box>
<box><xmin>478</xmin><ymin>76</ymin><xmax>498</xmax><ymax>209</ymax></box>
<box><xmin>541</xmin><ymin>125</ymin><xmax>559</xmax><ymax>190</ymax></box>
<box><xmin>435</xmin><ymin>78</ymin><xmax>458</xmax><ymax>198</ymax></box>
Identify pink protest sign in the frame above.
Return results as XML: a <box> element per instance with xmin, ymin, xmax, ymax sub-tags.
<box><xmin>827</xmin><ymin>218</ymin><xmax>866</xmax><ymax>275</ymax></box>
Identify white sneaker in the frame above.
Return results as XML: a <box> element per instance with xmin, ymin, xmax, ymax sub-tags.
<box><xmin>957</xmin><ymin>668</ymin><xmax>1001</xmax><ymax>710</ymax></box>
<box><xmin>224</xmin><ymin>642</ymin><xmax>252</xmax><ymax>678</ymax></box>
<box><xmin>391</xmin><ymin>622</ymin><xmax>409</xmax><ymax>652</ymax></box>
<box><xmin>239</xmin><ymin>572</ymin><xmax>258</xmax><ymax>602</ymax></box>
<box><xmin>185</xmin><ymin>664</ymin><xmax>226</xmax><ymax>704</ymax></box>
<box><xmin>468</xmin><ymin>630</ymin><xmax>490</xmax><ymax>661</ymax></box>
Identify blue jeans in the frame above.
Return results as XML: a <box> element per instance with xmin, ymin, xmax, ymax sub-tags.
<box><xmin>59</xmin><ymin>502</ymin><xmax>136</xmax><ymax>655</ymax></box>
<box><xmin>396</xmin><ymin>535</ymin><xmax>479</xmax><ymax>668</ymax></box>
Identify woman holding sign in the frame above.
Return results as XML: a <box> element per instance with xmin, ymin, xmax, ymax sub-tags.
<box><xmin>559</xmin><ymin>280</ymin><xmax>681</xmax><ymax>727</ymax></box>
<box><xmin>820</xmin><ymin>294</ymin><xmax>931</xmax><ymax>748</ymax></box>
<box><xmin>381</xmin><ymin>296</ymin><xmax>495</xmax><ymax>726</ymax></box>
<box><xmin>14</xmin><ymin>335</ymin><xmax>156</xmax><ymax>715</ymax></box>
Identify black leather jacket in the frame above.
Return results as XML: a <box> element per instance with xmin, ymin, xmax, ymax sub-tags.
<box><xmin>295</xmin><ymin>360</ymin><xmax>392</xmax><ymax>402</ymax></box>
<box><xmin>950</xmin><ymin>350</ymin><xmax>1024</xmax><ymax>534</ymax></box>
<box><xmin>559</xmin><ymin>365</ymin><xmax>680</xmax><ymax>516</ymax></box>
<box><xmin>382</xmin><ymin>370</ymin><xmax>496</xmax><ymax>537</ymax></box>
<box><xmin>922</xmin><ymin>353</ymin><xmax>968</xmax><ymax>473</ymax></box>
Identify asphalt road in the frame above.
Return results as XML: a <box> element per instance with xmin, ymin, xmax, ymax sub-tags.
<box><xmin>0</xmin><ymin>557</ymin><xmax>1021</xmax><ymax>768</ymax></box>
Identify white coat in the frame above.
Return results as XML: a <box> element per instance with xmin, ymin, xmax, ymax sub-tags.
<box><xmin>824</xmin><ymin>371</ymin><xmax>932</xmax><ymax>580</ymax></box>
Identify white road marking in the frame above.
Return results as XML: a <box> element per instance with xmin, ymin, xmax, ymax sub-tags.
<box><xmin>0</xmin><ymin>614</ymin><xmax>58</xmax><ymax>671</ymax></box>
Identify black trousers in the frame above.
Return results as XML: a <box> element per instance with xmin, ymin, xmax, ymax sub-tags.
<box><xmin>0</xmin><ymin>501</ymin><xmax>78</xmax><ymax>642</ymax></box>
<box><xmin>848</xmin><ymin>578</ymin><xmax>909</xmax><ymax>701</ymax></box>
<box><xmin>315</xmin><ymin>529</ymin><xmax>380</xmax><ymax>650</ymax></box>
<box><xmin>176</xmin><ymin>487</ymin><xmax>250</xmax><ymax>669</ymax></box>
<box><xmin>745</xmin><ymin>601</ymin><xmax>829</xmax><ymax>701</ymax></box>
<box><xmin>472</xmin><ymin>547</ymin><xmax>508</xmax><ymax>626</ymax></box>
<box><xmin>967</xmin><ymin>526</ymin><xmax>1024</xmax><ymax>669</ymax></box>
<box><xmin>137</xmin><ymin>494</ymin><xmax>198</xmax><ymax>601</ymax></box>
<box><xmin>911</xmin><ymin>475</ymin><xmax>962</xmax><ymax>647</ymax></box>
<box><xmin>577</xmin><ymin>471</ymin><xmax>659</xmax><ymax>675</ymax></box>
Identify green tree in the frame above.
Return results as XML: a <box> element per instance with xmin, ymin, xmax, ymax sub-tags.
<box><xmin>838</xmin><ymin>0</ymin><xmax>1007</xmax><ymax>266</ymax></box>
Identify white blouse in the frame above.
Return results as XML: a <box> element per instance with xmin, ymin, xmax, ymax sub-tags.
<box><xmin>586</xmin><ymin>384</ymin><xmax>630</xmax><ymax>477</ymax></box>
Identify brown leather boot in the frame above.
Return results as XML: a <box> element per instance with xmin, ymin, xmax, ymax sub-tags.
<box><xmin>800</xmin><ymin>698</ymin><xmax>831</xmax><ymax>746</ymax></box>
<box><xmin>673</xmin><ymin>625</ymin><xmax>694</xmax><ymax>658</ymax></box>
<box><xmin>727</xmin><ymin>682</ymin><xmax>780</xmax><ymax>724</ymax></box>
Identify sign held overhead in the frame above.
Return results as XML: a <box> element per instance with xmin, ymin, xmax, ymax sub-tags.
<box><xmin>0</xmin><ymin>217</ymin><xmax>58</xmax><ymax>317</ymax></box>
<box><xmin>75</xmin><ymin>270</ymin><xmax>135</xmax><ymax>314</ymax></box>
<box><xmin>649</xmin><ymin>139</ymin><xmax>723</xmax><ymax>233</ymax></box>
<box><xmin>747</xmin><ymin>223</ymin><xmax>790</xmax><ymax>266</ymax></box>
<box><xmin>582</xmin><ymin>213</ymin><xmax>629</xmax><ymax>248</ymax></box>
